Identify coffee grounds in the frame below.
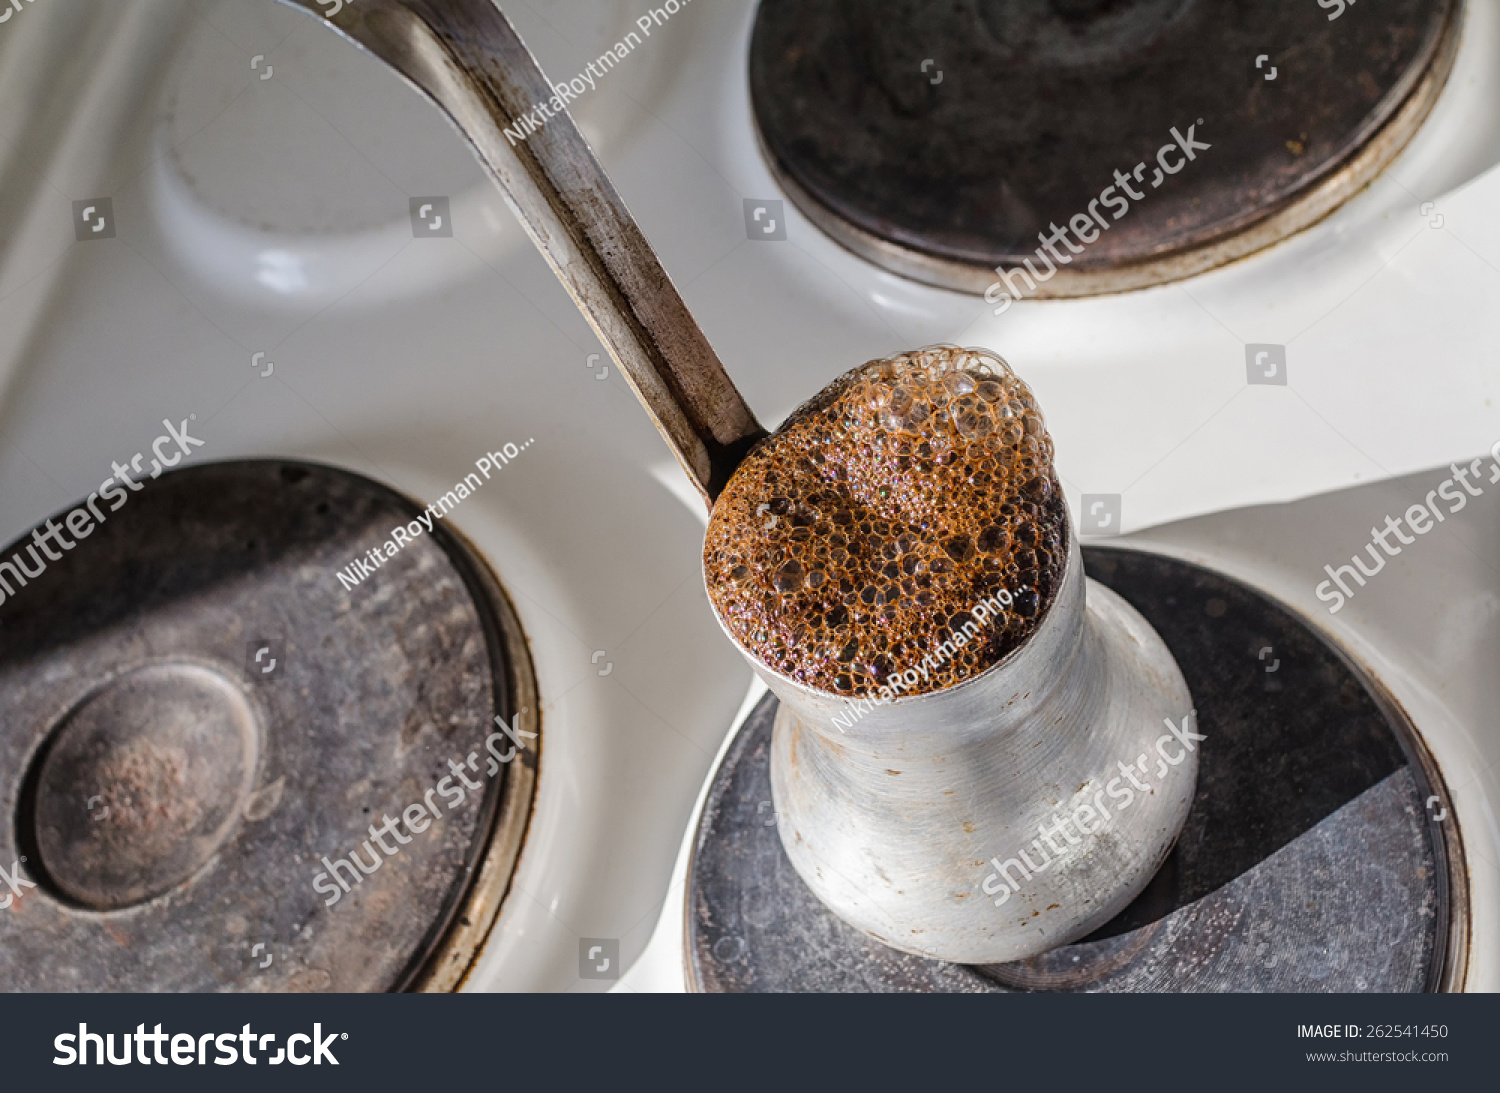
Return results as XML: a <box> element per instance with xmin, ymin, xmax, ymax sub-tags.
<box><xmin>704</xmin><ymin>346</ymin><xmax>1067</xmax><ymax>698</ymax></box>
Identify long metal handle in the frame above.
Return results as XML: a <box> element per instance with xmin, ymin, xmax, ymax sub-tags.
<box><xmin>288</xmin><ymin>0</ymin><xmax>765</xmax><ymax>505</ymax></box>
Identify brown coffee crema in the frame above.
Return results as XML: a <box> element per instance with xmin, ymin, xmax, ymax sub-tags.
<box><xmin>704</xmin><ymin>346</ymin><xmax>1068</xmax><ymax>698</ymax></box>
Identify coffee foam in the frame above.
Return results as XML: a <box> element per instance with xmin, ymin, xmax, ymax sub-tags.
<box><xmin>704</xmin><ymin>346</ymin><xmax>1067</xmax><ymax>698</ymax></box>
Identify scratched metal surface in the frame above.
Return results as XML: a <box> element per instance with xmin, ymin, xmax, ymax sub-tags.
<box><xmin>749</xmin><ymin>0</ymin><xmax>1459</xmax><ymax>291</ymax></box>
<box><xmin>688</xmin><ymin>548</ymin><xmax>1457</xmax><ymax>992</ymax></box>
<box><xmin>0</xmin><ymin>460</ymin><xmax>520</xmax><ymax>991</ymax></box>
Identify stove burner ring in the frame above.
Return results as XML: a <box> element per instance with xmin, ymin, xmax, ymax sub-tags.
<box><xmin>976</xmin><ymin>0</ymin><xmax>1197</xmax><ymax>68</ymax></box>
<box><xmin>28</xmin><ymin>663</ymin><xmax>261</xmax><ymax>912</ymax></box>
<box><xmin>0</xmin><ymin>460</ymin><xmax>537</xmax><ymax>992</ymax></box>
<box><xmin>687</xmin><ymin>548</ymin><xmax>1468</xmax><ymax>993</ymax></box>
<box><xmin>750</xmin><ymin>0</ymin><xmax>1463</xmax><ymax>297</ymax></box>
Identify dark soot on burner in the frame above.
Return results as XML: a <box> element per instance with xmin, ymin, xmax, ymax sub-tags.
<box><xmin>705</xmin><ymin>347</ymin><xmax>1067</xmax><ymax>698</ymax></box>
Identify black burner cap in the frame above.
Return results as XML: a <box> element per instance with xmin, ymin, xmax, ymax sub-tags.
<box><xmin>0</xmin><ymin>461</ymin><xmax>536</xmax><ymax>992</ymax></box>
<box><xmin>750</xmin><ymin>0</ymin><xmax>1461</xmax><ymax>295</ymax></box>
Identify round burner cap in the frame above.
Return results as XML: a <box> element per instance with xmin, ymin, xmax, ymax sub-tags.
<box><xmin>0</xmin><ymin>460</ymin><xmax>537</xmax><ymax>992</ymax></box>
<box><xmin>750</xmin><ymin>0</ymin><xmax>1461</xmax><ymax>296</ymax></box>
<box><xmin>34</xmin><ymin>663</ymin><xmax>259</xmax><ymax>911</ymax></box>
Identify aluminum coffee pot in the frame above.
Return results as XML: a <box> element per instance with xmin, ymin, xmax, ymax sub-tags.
<box><xmin>722</xmin><ymin>524</ymin><xmax>1199</xmax><ymax>965</ymax></box>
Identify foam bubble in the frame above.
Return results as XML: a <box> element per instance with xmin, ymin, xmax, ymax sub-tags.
<box><xmin>704</xmin><ymin>346</ymin><xmax>1067</xmax><ymax>697</ymax></box>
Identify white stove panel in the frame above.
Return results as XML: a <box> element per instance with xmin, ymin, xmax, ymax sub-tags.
<box><xmin>0</xmin><ymin>0</ymin><xmax>1494</xmax><ymax>991</ymax></box>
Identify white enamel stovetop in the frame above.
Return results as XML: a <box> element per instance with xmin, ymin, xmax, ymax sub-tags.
<box><xmin>0</xmin><ymin>0</ymin><xmax>1497</xmax><ymax>991</ymax></box>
